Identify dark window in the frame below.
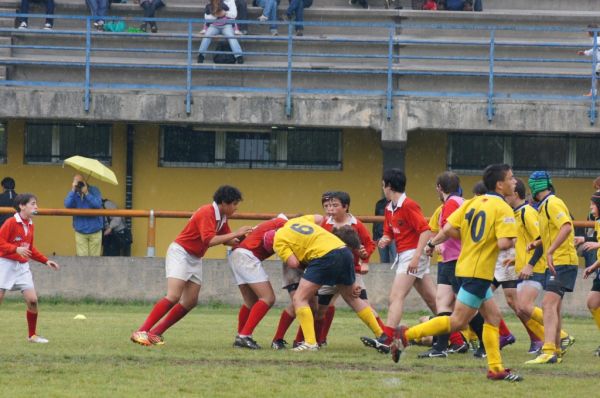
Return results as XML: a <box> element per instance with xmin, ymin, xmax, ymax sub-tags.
<box><xmin>287</xmin><ymin>129</ymin><xmax>341</xmax><ymax>168</ymax></box>
<box><xmin>0</xmin><ymin>122</ymin><xmax>7</xmax><ymax>163</ymax></box>
<box><xmin>448</xmin><ymin>133</ymin><xmax>504</xmax><ymax>170</ymax></box>
<box><xmin>225</xmin><ymin>132</ymin><xmax>277</xmax><ymax>165</ymax></box>
<box><xmin>24</xmin><ymin>122</ymin><xmax>111</xmax><ymax>164</ymax></box>
<box><xmin>160</xmin><ymin>126</ymin><xmax>215</xmax><ymax>166</ymax></box>
<box><xmin>512</xmin><ymin>135</ymin><xmax>567</xmax><ymax>171</ymax></box>
<box><xmin>575</xmin><ymin>136</ymin><xmax>600</xmax><ymax>171</ymax></box>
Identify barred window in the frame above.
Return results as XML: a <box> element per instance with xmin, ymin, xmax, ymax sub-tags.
<box><xmin>0</xmin><ymin>122</ymin><xmax>6</xmax><ymax>163</ymax></box>
<box><xmin>160</xmin><ymin>126</ymin><xmax>342</xmax><ymax>170</ymax></box>
<box><xmin>448</xmin><ymin>132</ymin><xmax>600</xmax><ymax>177</ymax></box>
<box><xmin>24</xmin><ymin>122</ymin><xmax>112</xmax><ymax>164</ymax></box>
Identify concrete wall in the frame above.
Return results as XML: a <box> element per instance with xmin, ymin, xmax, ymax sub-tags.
<box><xmin>14</xmin><ymin>256</ymin><xmax>595</xmax><ymax>316</ymax></box>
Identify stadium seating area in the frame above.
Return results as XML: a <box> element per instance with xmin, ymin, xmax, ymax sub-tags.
<box><xmin>0</xmin><ymin>0</ymin><xmax>598</xmax><ymax>99</ymax></box>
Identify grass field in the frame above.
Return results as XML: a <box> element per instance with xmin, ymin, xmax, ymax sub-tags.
<box><xmin>0</xmin><ymin>300</ymin><xmax>598</xmax><ymax>398</ymax></box>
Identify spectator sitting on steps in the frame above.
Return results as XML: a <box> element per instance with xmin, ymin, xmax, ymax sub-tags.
<box><xmin>198</xmin><ymin>0</ymin><xmax>244</xmax><ymax>64</ymax></box>
<box><xmin>254</xmin><ymin>0</ymin><xmax>279</xmax><ymax>36</ymax></box>
<box><xmin>85</xmin><ymin>0</ymin><xmax>109</xmax><ymax>30</ymax></box>
<box><xmin>139</xmin><ymin>0</ymin><xmax>165</xmax><ymax>33</ymax></box>
<box><xmin>16</xmin><ymin>0</ymin><xmax>55</xmax><ymax>30</ymax></box>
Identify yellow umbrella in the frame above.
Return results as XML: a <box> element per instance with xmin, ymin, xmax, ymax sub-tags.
<box><xmin>63</xmin><ymin>155</ymin><xmax>118</xmax><ymax>186</ymax></box>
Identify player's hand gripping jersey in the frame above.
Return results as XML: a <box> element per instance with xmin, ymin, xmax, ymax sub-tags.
<box><xmin>447</xmin><ymin>193</ymin><xmax>517</xmax><ymax>281</ymax></box>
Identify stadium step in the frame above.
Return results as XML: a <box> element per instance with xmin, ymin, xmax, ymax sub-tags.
<box><xmin>0</xmin><ymin>36</ymin><xmax>8</xmax><ymax>78</ymax></box>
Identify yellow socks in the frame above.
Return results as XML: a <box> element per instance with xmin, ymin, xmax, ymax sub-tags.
<box><xmin>406</xmin><ymin>315</ymin><xmax>451</xmax><ymax>341</ymax></box>
<box><xmin>525</xmin><ymin>318</ymin><xmax>545</xmax><ymax>341</ymax></box>
<box><xmin>542</xmin><ymin>342</ymin><xmax>556</xmax><ymax>356</ymax></box>
<box><xmin>531</xmin><ymin>306</ymin><xmax>544</xmax><ymax>324</ymax></box>
<box><xmin>296</xmin><ymin>306</ymin><xmax>316</xmax><ymax>345</ymax></box>
<box><xmin>483</xmin><ymin>323</ymin><xmax>504</xmax><ymax>373</ymax></box>
<box><xmin>592</xmin><ymin>307</ymin><xmax>600</xmax><ymax>330</ymax></box>
<box><xmin>357</xmin><ymin>307</ymin><xmax>383</xmax><ymax>337</ymax></box>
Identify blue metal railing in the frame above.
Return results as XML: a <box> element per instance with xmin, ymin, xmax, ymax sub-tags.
<box><xmin>0</xmin><ymin>13</ymin><xmax>598</xmax><ymax>124</ymax></box>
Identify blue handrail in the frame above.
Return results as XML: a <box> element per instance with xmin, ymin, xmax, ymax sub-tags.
<box><xmin>0</xmin><ymin>12</ymin><xmax>598</xmax><ymax>125</ymax></box>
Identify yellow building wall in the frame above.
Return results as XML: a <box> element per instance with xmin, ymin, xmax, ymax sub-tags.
<box><xmin>131</xmin><ymin>125</ymin><xmax>383</xmax><ymax>258</ymax></box>
<box><xmin>0</xmin><ymin>121</ymin><xmax>127</xmax><ymax>256</ymax></box>
<box><xmin>405</xmin><ymin>130</ymin><xmax>596</xmax><ymax>223</ymax></box>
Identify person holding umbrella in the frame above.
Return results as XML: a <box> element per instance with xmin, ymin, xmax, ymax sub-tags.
<box><xmin>63</xmin><ymin>156</ymin><xmax>118</xmax><ymax>257</ymax></box>
<box><xmin>64</xmin><ymin>174</ymin><xmax>104</xmax><ymax>256</ymax></box>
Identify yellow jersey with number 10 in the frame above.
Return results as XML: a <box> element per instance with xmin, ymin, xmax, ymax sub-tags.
<box><xmin>273</xmin><ymin>215</ymin><xmax>345</xmax><ymax>264</ymax></box>
<box><xmin>447</xmin><ymin>193</ymin><xmax>517</xmax><ymax>281</ymax></box>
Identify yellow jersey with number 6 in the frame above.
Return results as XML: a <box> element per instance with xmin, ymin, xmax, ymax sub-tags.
<box><xmin>273</xmin><ymin>215</ymin><xmax>345</xmax><ymax>264</ymax></box>
<box><xmin>447</xmin><ymin>193</ymin><xmax>517</xmax><ymax>281</ymax></box>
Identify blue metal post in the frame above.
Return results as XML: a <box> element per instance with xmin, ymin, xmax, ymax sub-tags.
<box><xmin>84</xmin><ymin>17</ymin><xmax>91</xmax><ymax>112</ymax></box>
<box><xmin>590</xmin><ymin>30</ymin><xmax>598</xmax><ymax>125</ymax></box>
<box><xmin>386</xmin><ymin>24</ymin><xmax>394</xmax><ymax>120</ymax></box>
<box><xmin>487</xmin><ymin>29</ymin><xmax>495</xmax><ymax>122</ymax></box>
<box><xmin>186</xmin><ymin>21</ymin><xmax>192</xmax><ymax>115</ymax></box>
<box><xmin>285</xmin><ymin>21</ymin><xmax>293</xmax><ymax>118</ymax></box>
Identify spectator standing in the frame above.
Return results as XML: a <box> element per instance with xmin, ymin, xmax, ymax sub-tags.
<box><xmin>577</xmin><ymin>24</ymin><xmax>600</xmax><ymax>97</ymax></box>
<box><xmin>139</xmin><ymin>0</ymin><xmax>165</xmax><ymax>33</ymax></box>
<box><xmin>197</xmin><ymin>0</ymin><xmax>244</xmax><ymax>64</ymax></box>
<box><xmin>16</xmin><ymin>0</ymin><xmax>55</xmax><ymax>30</ymax></box>
<box><xmin>64</xmin><ymin>174</ymin><xmax>104</xmax><ymax>256</ymax></box>
<box><xmin>0</xmin><ymin>177</ymin><xmax>17</xmax><ymax>227</ymax></box>
<box><xmin>102</xmin><ymin>198</ymin><xmax>131</xmax><ymax>257</ymax></box>
<box><xmin>373</xmin><ymin>197</ymin><xmax>395</xmax><ymax>263</ymax></box>
<box><xmin>85</xmin><ymin>0</ymin><xmax>108</xmax><ymax>30</ymax></box>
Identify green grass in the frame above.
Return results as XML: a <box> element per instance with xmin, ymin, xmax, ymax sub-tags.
<box><xmin>0</xmin><ymin>300</ymin><xmax>598</xmax><ymax>397</ymax></box>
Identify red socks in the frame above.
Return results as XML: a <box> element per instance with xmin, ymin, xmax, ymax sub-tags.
<box><xmin>318</xmin><ymin>306</ymin><xmax>336</xmax><ymax>343</ymax></box>
<box><xmin>376</xmin><ymin>316</ymin><xmax>385</xmax><ymax>331</ymax></box>
<box><xmin>138</xmin><ymin>297</ymin><xmax>175</xmax><ymax>332</ymax></box>
<box><xmin>449</xmin><ymin>331</ymin><xmax>465</xmax><ymax>346</ymax></box>
<box><xmin>150</xmin><ymin>303</ymin><xmax>190</xmax><ymax>336</ymax></box>
<box><xmin>238</xmin><ymin>305</ymin><xmax>251</xmax><ymax>334</ymax></box>
<box><xmin>383</xmin><ymin>325</ymin><xmax>395</xmax><ymax>344</ymax></box>
<box><xmin>26</xmin><ymin>310</ymin><xmax>37</xmax><ymax>338</ymax></box>
<box><xmin>240</xmin><ymin>300</ymin><xmax>271</xmax><ymax>336</ymax></box>
<box><xmin>273</xmin><ymin>310</ymin><xmax>295</xmax><ymax>341</ymax></box>
<box><xmin>294</xmin><ymin>325</ymin><xmax>305</xmax><ymax>344</ymax></box>
<box><xmin>499</xmin><ymin>319</ymin><xmax>511</xmax><ymax>337</ymax></box>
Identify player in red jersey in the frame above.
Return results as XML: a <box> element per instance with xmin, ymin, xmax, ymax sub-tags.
<box><xmin>130</xmin><ymin>185</ymin><xmax>253</xmax><ymax>346</ymax></box>
<box><xmin>314</xmin><ymin>191</ymin><xmax>381</xmax><ymax>347</ymax></box>
<box><xmin>230</xmin><ymin>214</ymin><xmax>288</xmax><ymax>349</ymax></box>
<box><xmin>361</xmin><ymin>168</ymin><xmax>437</xmax><ymax>354</ymax></box>
<box><xmin>0</xmin><ymin>193</ymin><xmax>60</xmax><ymax>343</ymax></box>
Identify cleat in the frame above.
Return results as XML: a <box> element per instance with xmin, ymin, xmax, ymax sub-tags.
<box><xmin>525</xmin><ymin>353</ymin><xmax>559</xmax><ymax>364</ymax></box>
<box><xmin>233</xmin><ymin>335</ymin><xmax>261</xmax><ymax>349</ymax></box>
<box><xmin>271</xmin><ymin>339</ymin><xmax>288</xmax><ymax>350</ymax></box>
<box><xmin>360</xmin><ymin>334</ymin><xmax>390</xmax><ymax>354</ymax></box>
<box><xmin>390</xmin><ymin>326</ymin><xmax>408</xmax><ymax>363</ymax></box>
<box><xmin>292</xmin><ymin>340</ymin><xmax>303</xmax><ymax>348</ymax></box>
<box><xmin>560</xmin><ymin>335</ymin><xmax>575</xmax><ymax>353</ymax></box>
<box><xmin>473</xmin><ymin>346</ymin><xmax>487</xmax><ymax>358</ymax></box>
<box><xmin>292</xmin><ymin>342</ymin><xmax>319</xmax><ymax>351</ymax></box>
<box><xmin>528</xmin><ymin>340</ymin><xmax>543</xmax><ymax>355</ymax></box>
<box><xmin>447</xmin><ymin>342</ymin><xmax>469</xmax><ymax>354</ymax></box>
<box><xmin>130</xmin><ymin>331</ymin><xmax>151</xmax><ymax>346</ymax></box>
<box><xmin>469</xmin><ymin>340</ymin><xmax>479</xmax><ymax>351</ymax></box>
<box><xmin>417</xmin><ymin>348</ymin><xmax>447</xmax><ymax>359</ymax></box>
<box><xmin>147</xmin><ymin>332</ymin><xmax>164</xmax><ymax>345</ymax></box>
<box><xmin>487</xmin><ymin>368</ymin><xmax>523</xmax><ymax>382</ymax></box>
<box><xmin>318</xmin><ymin>339</ymin><xmax>327</xmax><ymax>348</ymax></box>
<box><xmin>28</xmin><ymin>334</ymin><xmax>48</xmax><ymax>343</ymax></box>
<box><xmin>594</xmin><ymin>346</ymin><xmax>600</xmax><ymax>357</ymax></box>
<box><xmin>500</xmin><ymin>333</ymin><xmax>516</xmax><ymax>350</ymax></box>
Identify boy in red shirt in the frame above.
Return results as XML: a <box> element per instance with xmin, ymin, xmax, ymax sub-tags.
<box><xmin>362</xmin><ymin>168</ymin><xmax>437</xmax><ymax>353</ymax></box>
<box><xmin>0</xmin><ymin>193</ymin><xmax>60</xmax><ymax>343</ymax></box>
<box><xmin>131</xmin><ymin>185</ymin><xmax>253</xmax><ymax>346</ymax></box>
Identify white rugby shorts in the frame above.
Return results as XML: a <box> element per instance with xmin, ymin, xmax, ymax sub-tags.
<box><xmin>0</xmin><ymin>258</ymin><xmax>34</xmax><ymax>291</ymax></box>
<box><xmin>281</xmin><ymin>262</ymin><xmax>303</xmax><ymax>289</ymax></box>
<box><xmin>392</xmin><ymin>249</ymin><xmax>430</xmax><ymax>279</ymax></box>
<box><xmin>165</xmin><ymin>242</ymin><xmax>203</xmax><ymax>285</ymax></box>
<box><xmin>228</xmin><ymin>248</ymin><xmax>269</xmax><ymax>285</ymax></box>
<box><xmin>494</xmin><ymin>248</ymin><xmax>518</xmax><ymax>282</ymax></box>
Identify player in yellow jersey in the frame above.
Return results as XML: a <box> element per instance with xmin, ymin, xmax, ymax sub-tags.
<box><xmin>505</xmin><ymin>178</ymin><xmax>546</xmax><ymax>354</ymax></box>
<box><xmin>526</xmin><ymin>171</ymin><xmax>578</xmax><ymax>364</ymax></box>
<box><xmin>273</xmin><ymin>215</ymin><xmax>383</xmax><ymax>351</ymax></box>
<box><xmin>391</xmin><ymin>164</ymin><xmax>523</xmax><ymax>382</ymax></box>
<box><xmin>581</xmin><ymin>193</ymin><xmax>600</xmax><ymax>356</ymax></box>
